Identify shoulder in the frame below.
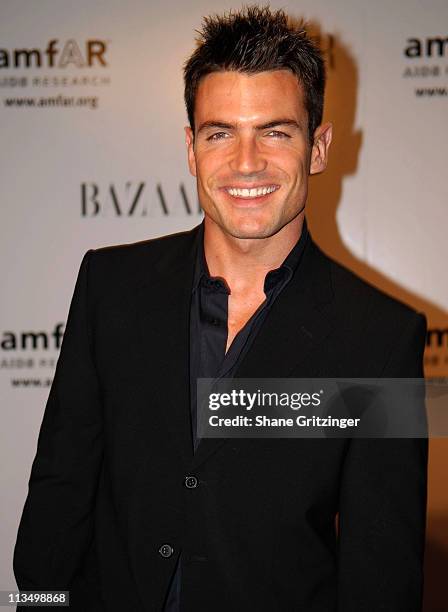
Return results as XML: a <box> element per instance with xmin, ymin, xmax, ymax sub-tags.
<box><xmin>313</xmin><ymin>240</ymin><xmax>424</xmax><ymax>324</ymax></box>
<box><xmin>81</xmin><ymin>224</ymin><xmax>199</xmax><ymax>291</ymax></box>
<box><xmin>310</xmin><ymin>241</ymin><xmax>427</xmax><ymax>376</ymax></box>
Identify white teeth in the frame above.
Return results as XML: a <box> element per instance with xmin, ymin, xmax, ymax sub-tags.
<box><xmin>227</xmin><ymin>186</ymin><xmax>277</xmax><ymax>198</ymax></box>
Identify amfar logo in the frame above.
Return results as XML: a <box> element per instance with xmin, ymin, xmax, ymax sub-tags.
<box><xmin>81</xmin><ymin>182</ymin><xmax>202</xmax><ymax>217</ymax></box>
<box><xmin>426</xmin><ymin>328</ymin><xmax>448</xmax><ymax>348</ymax></box>
<box><xmin>0</xmin><ymin>39</ymin><xmax>108</xmax><ymax>69</ymax></box>
<box><xmin>404</xmin><ymin>37</ymin><xmax>448</xmax><ymax>58</ymax></box>
<box><xmin>1</xmin><ymin>323</ymin><xmax>64</xmax><ymax>350</ymax></box>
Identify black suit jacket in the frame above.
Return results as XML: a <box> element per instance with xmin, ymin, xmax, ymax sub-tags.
<box><xmin>13</xmin><ymin>223</ymin><xmax>428</xmax><ymax>611</ymax></box>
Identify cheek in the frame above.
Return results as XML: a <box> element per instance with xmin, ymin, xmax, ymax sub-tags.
<box><xmin>196</xmin><ymin>153</ymin><xmax>227</xmax><ymax>186</ymax></box>
<box><xmin>268</xmin><ymin>146</ymin><xmax>307</xmax><ymax>174</ymax></box>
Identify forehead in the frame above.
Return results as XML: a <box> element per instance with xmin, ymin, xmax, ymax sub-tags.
<box><xmin>195</xmin><ymin>69</ymin><xmax>306</xmax><ymax>123</ymax></box>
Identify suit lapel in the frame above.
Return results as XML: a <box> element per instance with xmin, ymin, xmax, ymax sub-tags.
<box><xmin>135</xmin><ymin>224</ymin><xmax>202</xmax><ymax>467</ymax></box>
<box><xmin>189</xmin><ymin>236</ymin><xmax>336</xmax><ymax>472</ymax></box>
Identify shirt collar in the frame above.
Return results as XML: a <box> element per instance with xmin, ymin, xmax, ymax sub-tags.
<box><xmin>192</xmin><ymin>217</ymin><xmax>309</xmax><ymax>294</ymax></box>
<box><xmin>192</xmin><ymin>220</ymin><xmax>229</xmax><ymax>294</ymax></box>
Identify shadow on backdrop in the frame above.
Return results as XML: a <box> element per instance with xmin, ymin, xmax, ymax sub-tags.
<box><xmin>304</xmin><ymin>24</ymin><xmax>448</xmax><ymax>611</ymax></box>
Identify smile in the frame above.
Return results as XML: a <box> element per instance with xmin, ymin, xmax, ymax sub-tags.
<box><xmin>225</xmin><ymin>185</ymin><xmax>278</xmax><ymax>198</ymax></box>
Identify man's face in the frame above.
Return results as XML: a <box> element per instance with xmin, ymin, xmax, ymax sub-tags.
<box><xmin>185</xmin><ymin>69</ymin><xmax>331</xmax><ymax>239</ymax></box>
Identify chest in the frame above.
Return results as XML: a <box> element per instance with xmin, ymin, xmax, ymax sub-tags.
<box><xmin>226</xmin><ymin>292</ymin><xmax>266</xmax><ymax>353</ymax></box>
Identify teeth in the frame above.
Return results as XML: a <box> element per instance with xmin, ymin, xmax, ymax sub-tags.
<box><xmin>227</xmin><ymin>186</ymin><xmax>277</xmax><ymax>198</ymax></box>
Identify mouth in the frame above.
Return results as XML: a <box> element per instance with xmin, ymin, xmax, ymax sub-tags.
<box><xmin>222</xmin><ymin>184</ymin><xmax>280</xmax><ymax>201</ymax></box>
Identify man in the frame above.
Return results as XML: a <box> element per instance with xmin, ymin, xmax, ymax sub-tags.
<box><xmin>14</xmin><ymin>6</ymin><xmax>427</xmax><ymax>611</ymax></box>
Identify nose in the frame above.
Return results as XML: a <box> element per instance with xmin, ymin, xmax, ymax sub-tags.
<box><xmin>229</xmin><ymin>134</ymin><xmax>267</xmax><ymax>175</ymax></box>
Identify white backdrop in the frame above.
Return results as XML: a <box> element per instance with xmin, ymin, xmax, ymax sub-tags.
<box><xmin>1</xmin><ymin>0</ymin><xmax>447</xmax><ymax>595</ymax></box>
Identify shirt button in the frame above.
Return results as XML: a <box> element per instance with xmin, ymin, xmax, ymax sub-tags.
<box><xmin>184</xmin><ymin>475</ymin><xmax>198</xmax><ymax>489</ymax></box>
<box><xmin>158</xmin><ymin>544</ymin><xmax>174</xmax><ymax>558</ymax></box>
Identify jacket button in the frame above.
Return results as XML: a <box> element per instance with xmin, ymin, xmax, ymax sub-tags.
<box><xmin>184</xmin><ymin>475</ymin><xmax>198</xmax><ymax>489</ymax></box>
<box><xmin>158</xmin><ymin>544</ymin><xmax>174</xmax><ymax>558</ymax></box>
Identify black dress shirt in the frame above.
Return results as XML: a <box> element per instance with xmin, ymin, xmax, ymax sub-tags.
<box><xmin>163</xmin><ymin>218</ymin><xmax>309</xmax><ymax>611</ymax></box>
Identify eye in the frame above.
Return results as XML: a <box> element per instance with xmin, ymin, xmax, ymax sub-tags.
<box><xmin>207</xmin><ymin>132</ymin><xmax>230</xmax><ymax>141</ymax></box>
<box><xmin>266</xmin><ymin>130</ymin><xmax>290</xmax><ymax>139</ymax></box>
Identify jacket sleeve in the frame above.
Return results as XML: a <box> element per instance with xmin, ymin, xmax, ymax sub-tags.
<box><xmin>13</xmin><ymin>251</ymin><xmax>104</xmax><ymax>597</ymax></box>
<box><xmin>337</xmin><ymin>312</ymin><xmax>428</xmax><ymax>612</ymax></box>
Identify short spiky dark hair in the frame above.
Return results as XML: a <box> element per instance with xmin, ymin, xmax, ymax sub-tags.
<box><xmin>183</xmin><ymin>5</ymin><xmax>326</xmax><ymax>143</ymax></box>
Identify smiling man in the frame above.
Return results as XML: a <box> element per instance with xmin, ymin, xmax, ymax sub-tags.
<box><xmin>187</xmin><ymin>68</ymin><xmax>330</xmax><ymax>239</ymax></box>
<box><xmin>14</xmin><ymin>6</ymin><xmax>428</xmax><ymax>612</ymax></box>
<box><xmin>184</xmin><ymin>65</ymin><xmax>332</xmax><ymax>353</ymax></box>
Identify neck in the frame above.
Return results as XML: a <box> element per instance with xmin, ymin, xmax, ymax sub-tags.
<box><xmin>203</xmin><ymin>213</ymin><xmax>305</xmax><ymax>294</ymax></box>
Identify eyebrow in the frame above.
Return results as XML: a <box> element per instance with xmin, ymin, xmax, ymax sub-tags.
<box><xmin>197</xmin><ymin>119</ymin><xmax>302</xmax><ymax>134</ymax></box>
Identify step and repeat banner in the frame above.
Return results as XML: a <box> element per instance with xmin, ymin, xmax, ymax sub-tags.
<box><xmin>1</xmin><ymin>0</ymin><xmax>447</xmax><ymax>605</ymax></box>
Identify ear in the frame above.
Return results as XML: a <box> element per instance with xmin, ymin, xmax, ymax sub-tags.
<box><xmin>185</xmin><ymin>126</ymin><xmax>197</xmax><ymax>177</ymax></box>
<box><xmin>309</xmin><ymin>122</ymin><xmax>333</xmax><ymax>175</ymax></box>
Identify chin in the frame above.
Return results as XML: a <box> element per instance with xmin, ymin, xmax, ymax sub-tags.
<box><xmin>222</xmin><ymin>217</ymin><xmax>279</xmax><ymax>240</ymax></box>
